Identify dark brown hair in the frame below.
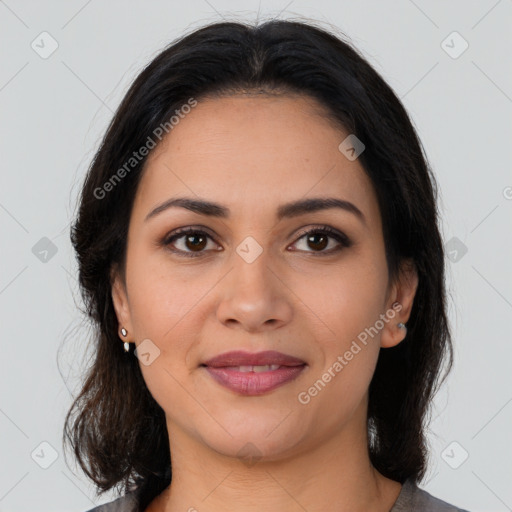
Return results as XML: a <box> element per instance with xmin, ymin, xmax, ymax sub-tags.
<box><xmin>63</xmin><ymin>18</ymin><xmax>453</xmax><ymax>510</ymax></box>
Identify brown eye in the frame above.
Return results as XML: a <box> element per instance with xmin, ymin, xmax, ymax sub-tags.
<box><xmin>183</xmin><ymin>233</ymin><xmax>208</xmax><ymax>251</ymax></box>
<box><xmin>163</xmin><ymin>228</ymin><xmax>220</xmax><ymax>257</ymax></box>
<box><xmin>289</xmin><ymin>226</ymin><xmax>352</xmax><ymax>255</ymax></box>
<box><xmin>305</xmin><ymin>232</ymin><xmax>329</xmax><ymax>251</ymax></box>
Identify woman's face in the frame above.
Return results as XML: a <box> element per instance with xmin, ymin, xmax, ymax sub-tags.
<box><xmin>112</xmin><ymin>93</ymin><xmax>417</xmax><ymax>461</ymax></box>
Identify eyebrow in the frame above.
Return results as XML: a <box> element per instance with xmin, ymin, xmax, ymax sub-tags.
<box><xmin>144</xmin><ymin>196</ymin><xmax>366</xmax><ymax>225</ymax></box>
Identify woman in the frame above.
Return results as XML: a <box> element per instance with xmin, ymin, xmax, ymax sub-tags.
<box><xmin>64</xmin><ymin>19</ymin><xmax>470</xmax><ymax>512</ymax></box>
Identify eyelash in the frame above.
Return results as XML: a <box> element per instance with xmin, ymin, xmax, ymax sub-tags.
<box><xmin>161</xmin><ymin>225</ymin><xmax>352</xmax><ymax>258</ymax></box>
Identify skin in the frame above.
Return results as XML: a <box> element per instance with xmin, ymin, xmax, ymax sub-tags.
<box><xmin>111</xmin><ymin>93</ymin><xmax>418</xmax><ymax>512</ymax></box>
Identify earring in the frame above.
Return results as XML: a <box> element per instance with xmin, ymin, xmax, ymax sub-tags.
<box><xmin>397</xmin><ymin>322</ymin><xmax>406</xmax><ymax>330</ymax></box>
<box><xmin>120</xmin><ymin>327</ymin><xmax>130</xmax><ymax>352</ymax></box>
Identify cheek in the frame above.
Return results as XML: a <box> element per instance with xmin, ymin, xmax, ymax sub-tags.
<box><xmin>293</xmin><ymin>256</ymin><xmax>388</xmax><ymax>342</ymax></box>
<box><xmin>130</xmin><ymin>269</ymin><xmax>202</xmax><ymax>418</ymax></box>
<box><xmin>125</xmin><ymin>247</ymin><xmax>214</xmax><ymax>388</ymax></box>
<box><xmin>294</xmin><ymin>257</ymin><xmax>387</xmax><ymax>400</ymax></box>
<box><xmin>125</xmin><ymin>244</ymin><xmax>202</xmax><ymax>337</ymax></box>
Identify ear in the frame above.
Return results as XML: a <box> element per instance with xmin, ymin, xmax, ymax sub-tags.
<box><xmin>110</xmin><ymin>264</ymin><xmax>133</xmax><ymax>338</ymax></box>
<box><xmin>380</xmin><ymin>258</ymin><xmax>418</xmax><ymax>349</ymax></box>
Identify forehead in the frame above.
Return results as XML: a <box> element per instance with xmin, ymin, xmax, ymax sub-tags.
<box><xmin>134</xmin><ymin>94</ymin><xmax>380</xmax><ymax>228</ymax></box>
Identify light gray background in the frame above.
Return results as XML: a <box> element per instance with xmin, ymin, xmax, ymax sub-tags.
<box><xmin>1</xmin><ymin>1</ymin><xmax>511</xmax><ymax>511</ymax></box>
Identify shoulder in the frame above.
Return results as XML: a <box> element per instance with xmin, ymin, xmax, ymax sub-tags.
<box><xmin>84</xmin><ymin>490</ymin><xmax>140</xmax><ymax>512</ymax></box>
<box><xmin>390</xmin><ymin>479</ymin><xmax>471</xmax><ymax>512</ymax></box>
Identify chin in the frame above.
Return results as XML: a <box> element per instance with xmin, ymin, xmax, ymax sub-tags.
<box><xmin>196</xmin><ymin>415</ymin><xmax>307</xmax><ymax>464</ymax></box>
<box><xmin>207</xmin><ymin>434</ymin><xmax>299</xmax><ymax>464</ymax></box>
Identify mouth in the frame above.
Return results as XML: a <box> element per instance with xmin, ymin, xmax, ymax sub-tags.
<box><xmin>201</xmin><ymin>350</ymin><xmax>307</xmax><ymax>396</ymax></box>
<box><xmin>211</xmin><ymin>364</ymin><xmax>284</xmax><ymax>372</ymax></box>
<box><xmin>202</xmin><ymin>350</ymin><xmax>306</xmax><ymax>367</ymax></box>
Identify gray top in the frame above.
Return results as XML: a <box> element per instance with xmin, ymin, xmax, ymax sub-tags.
<box><xmin>85</xmin><ymin>479</ymin><xmax>470</xmax><ymax>511</ymax></box>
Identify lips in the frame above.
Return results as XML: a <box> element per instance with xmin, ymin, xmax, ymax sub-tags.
<box><xmin>201</xmin><ymin>350</ymin><xmax>307</xmax><ymax>396</ymax></box>
<box><xmin>202</xmin><ymin>350</ymin><xmax>306</xmax><ymax>368</ymax></box>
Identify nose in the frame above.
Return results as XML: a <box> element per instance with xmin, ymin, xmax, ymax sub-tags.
<box><xmin>216</xmin><ymin>250</ymin><xmax>293</xmax><ymax>333</ymax></box>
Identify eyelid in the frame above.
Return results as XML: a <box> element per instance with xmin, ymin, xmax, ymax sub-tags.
<box><xmin>291</xmin><ymin>224</ymin><xmax>350</xmax><ymax>245</ymax></box>
<box><xmin>161</xmin><ymin>225</ymin><xmax>220</xmax><ymax>249</ymax></box>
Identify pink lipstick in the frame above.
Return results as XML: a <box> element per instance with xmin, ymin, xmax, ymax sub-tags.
<box><xmin>202</xmin><ymin>350</ymin><xmax>307</xmax><ymax>396</ymax></box>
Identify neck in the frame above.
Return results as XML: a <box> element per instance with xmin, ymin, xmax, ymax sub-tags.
<box><xmin>147</xmin><ymin>405</ymin><xmax>402</xmax><ymax>512</ymax></box>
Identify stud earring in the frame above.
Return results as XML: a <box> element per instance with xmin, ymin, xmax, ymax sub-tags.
<box><xmin>397</xmin><ymin>322</ymin><xmax>406</xmax><ymax>330</ymax></box>
<box><xmin>120</xmin><ymin>327</ymin><xmax>130</xmax><ymax>352</ymax></box>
